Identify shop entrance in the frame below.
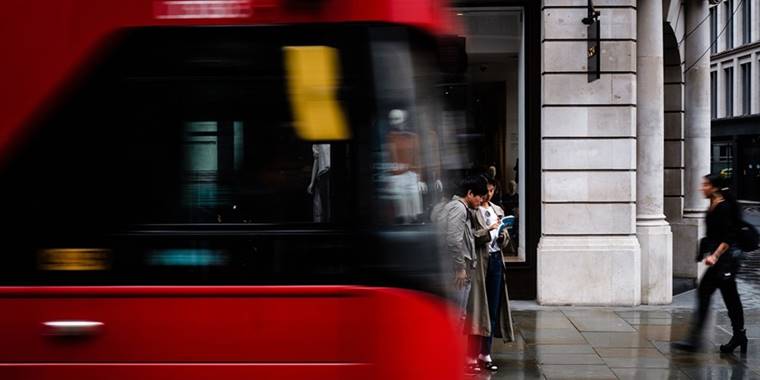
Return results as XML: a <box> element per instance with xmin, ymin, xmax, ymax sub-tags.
<box><xmin>446</xmin><ymin>4</ymin><xmax>540</xmax><ymax>299</ymax></box>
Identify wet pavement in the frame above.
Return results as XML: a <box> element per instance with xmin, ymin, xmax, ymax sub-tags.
<box><xmin>740</xmin><ymin>206</ymin><xmax>760</xmax><ymax>285</ymax></box>
<box><xmin>472</xmin><ymin>205</ymin><xmax>760</xmax><ymax>379</ymax></box>
<box><xmin>482</xmin><ymin>305</ymin><xmax>760</xmax><ymax>379</ymax></box>
<box><xmin>483</xmin><ymin>277</ymin><xmax>760</xmax><ymax>378</ymax></box>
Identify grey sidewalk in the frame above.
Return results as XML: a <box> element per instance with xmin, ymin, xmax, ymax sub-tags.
<box><xmin>481</xmin><ymin>279</ymin><xmax>760</xmax><ymax>379</ymax></box>
<box><xmin>476</xmin><ymin>207</ymin><xmax>760</xmax><ymax>379</ymax></box>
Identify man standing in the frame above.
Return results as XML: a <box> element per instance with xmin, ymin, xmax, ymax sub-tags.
<box><xmin>435</xmin><ymin>174</ymin><xmax>488</xmax><ymax>373</ymax></box>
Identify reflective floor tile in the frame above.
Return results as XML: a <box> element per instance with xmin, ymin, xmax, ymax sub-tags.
<box><xmin>678</xmin><ymin>365</ymin><xmax>760</xmax><ymax>380</ymax></box>
<box><xmin>521</xmin><ymin>328</ymin><xmax>588</xmax><ymax>345</ymax></box>
<box><xmin>601</xmin><ymin>357</ymin><xmax>671</xmax><ymax>368</ymax></box>
<box><xmin>565</xmin><ymin>310</ymin><xmax>637</xmax><ymax>333</ymax></box>
<box><xmin>540</xmin><ymin>364</ymin><xmax>617</xmax><ymax>379</ymax></box>
<box><xmin>582</xmin><ymin>332</ymin><xmax>655</xmax><ymax>348</ymax></box>
<box><xmin>595</xmin><ymin>348</ymin><xmax>668</xmax><ymax>358</ymax></box>
<box><xmin>532</xmin><ymin>344</ymin><xmax>597</xmax><ymax>355</ymax></box>
<box><xmin>535</xmin><ymin>353</ymin><xmax>605</xmax><ymax>365</ymax></box>
<box><xmin>634</xmin><ymin>325</ymin><xmax>692</xmax><ymax>342</ymax></box>
<box><xmin>611</xmin><ymin>367</ymin><xmax>690</xmax><ymax>380</ymax></box>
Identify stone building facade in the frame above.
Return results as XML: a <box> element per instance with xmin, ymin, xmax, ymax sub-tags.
<box><xmin>537</xmin><ymin>0</ymin><xmax>713</xmax><ymax>305</ymax></box>
<box><xmin>453</xmin><ymin>0</ymin><xmax>713</xmax><ymax>305</ymax></box>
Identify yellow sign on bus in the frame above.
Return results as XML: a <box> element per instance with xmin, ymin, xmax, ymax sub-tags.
<box><xmin>283</xmin><ymin>46</ymin><xmax>350</xmax><ymax>141</ymax></box>
<box><xmin>39</xmin><ymin>248</ymin><xmax>110</xmax><ymax>271</ymax></box>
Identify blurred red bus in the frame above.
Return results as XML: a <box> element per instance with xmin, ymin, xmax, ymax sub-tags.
<box><xmin>0</xmin><ymin>1</ymin><xmax>468</xmax><ymax>379</ymax></box>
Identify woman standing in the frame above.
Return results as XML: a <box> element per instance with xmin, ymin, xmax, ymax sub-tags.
<box><xmin>674</xmin><ymin>173</ymin><xmax>746</xmax><ymax>353</ymax></box>
<box><xmin>468</xmin><ymin>175</ymin><xmax>515</xmax><ymax>371</ymax></box>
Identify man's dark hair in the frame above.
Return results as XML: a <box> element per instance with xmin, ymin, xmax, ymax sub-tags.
<box><xmin>457</xmin><ymin>175</ymin><xmax>488</xmax><ymax>197</ymax></box>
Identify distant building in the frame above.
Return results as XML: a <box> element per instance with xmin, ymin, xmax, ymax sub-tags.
<box><xmin>709</xmin><ymin>0</ymin><xmax>760</xmax><ymax>202</ymax></box>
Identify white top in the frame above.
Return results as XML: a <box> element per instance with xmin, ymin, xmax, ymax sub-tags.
<box><xmin>480</xmin><ymin>204</ymin><xmax>501</xmax><ymax>253</ymax></box>
<box><xmin>312</xmin><ymin>144</ymin><xmax>331</xmax><ymax>175</ymax></box>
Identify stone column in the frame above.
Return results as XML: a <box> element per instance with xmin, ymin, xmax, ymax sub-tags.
<box><xmin>636</xmin><ymin>0</ymin><xmax>673</xmax><ymax>304</ymax></box>
<box><xmin>673</xmin><ymin>0</ymin><xmax>711</xmax><ymax>280</ymax></box>
<box><xmin>538</xmin><ymin>0</ymin><xmax>641</xmax><ymax>306</ymax></box>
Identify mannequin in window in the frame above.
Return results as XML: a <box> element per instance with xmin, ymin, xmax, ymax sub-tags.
<box><xmin>385</xmin><ymin>109</ymin><xmax>424</xmax><ymax>223</ymax></box>
<box><xmin>307</xmin><ymin>144</ymin><xmax>330</xmax><ymax>222</ymax></box>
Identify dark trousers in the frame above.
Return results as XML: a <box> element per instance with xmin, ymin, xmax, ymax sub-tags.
<box><xmin>481</xmin><ymin>251</ymin><xmax>504</xmax><ymax>355</ymax></box>
<box><xmin>693</xmin><ymin>261</ymin><xmax>744</xmax><ymax>338</ymax></box>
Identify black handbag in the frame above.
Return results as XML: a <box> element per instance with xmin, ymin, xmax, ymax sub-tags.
<box><xmin>738</xmin><ymin>220</ymin><xmax>759</xmax><ymax>252</ymax></box>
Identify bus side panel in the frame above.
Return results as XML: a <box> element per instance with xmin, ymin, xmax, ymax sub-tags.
<box><xmin>0</xmin><ymin>286</ymin><xmax>464</xmax><ymax>380</ymax></box>
<box><xmin>0</xmin><ymin>364</ymin><xmax>371</xmax><ymax>380</ymax></box>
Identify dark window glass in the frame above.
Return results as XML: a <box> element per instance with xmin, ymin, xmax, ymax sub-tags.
<box><xmin>711</xmin><ymin>71</ymin><xmax>718</xmax><ymax>119</ymax></box>
<box><xmin>711</xmin><ymin>7</ymin><xmax>718</xmax><ymax>55</ymax></box>
<box><xmin>725</xmin><ymin>66</ymin><xmax>734</xmax><ymax>117</ymax></box>
<box><xmin>743</xmin><ymin>0</ymin><xmax>751</xmax><ymax>44</ymax></box>
<box><xmin>741</xmin><ymin>63</ymin><xmax>751</xmax><ymax>115</ymax></box>
<box><xmin>711</xmin><ymin>142</ymin><xmax>734</xmax><ymax>178</ymax></box>
<box><xmin>726</xmin><ymin>0</ymin><xmax>734</xmax><ymax>50</ymax></box>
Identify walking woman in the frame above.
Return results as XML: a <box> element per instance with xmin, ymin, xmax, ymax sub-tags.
<box><xmin>674</xmin><ymin>173</ymin><xmax>746</xmax><ymax>353</ymax></box>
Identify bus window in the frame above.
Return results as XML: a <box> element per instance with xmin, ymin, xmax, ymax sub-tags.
<box><xmin>0</xmin><ymin>25</ymin><xmax>454</xmax><ymax>292</ymax></box>
<box><xmin>369</xmin><ymin>28</ymin><xmax>454</xmax><ymax>225</ymax></box>
<box><xmin>0</xmin><ymin>26</ymin><xmax>370</xmax><ymax>286</ymax></box>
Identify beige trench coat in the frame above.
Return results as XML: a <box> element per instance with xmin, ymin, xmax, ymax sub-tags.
<box><xmin>465</xmin><ymin>204</ymin><xmax>515</xmax><ymax>342</ymax></box>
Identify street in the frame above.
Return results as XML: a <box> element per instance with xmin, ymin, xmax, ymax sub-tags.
<box><xmin>479</xmin><ymin>206</ymin><xmax>760</xmax><ymax>379</ymax></box>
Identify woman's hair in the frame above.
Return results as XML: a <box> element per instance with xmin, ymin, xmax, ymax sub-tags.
<box><xmin>704</xmin><ymin>173</ymin><xmax>741</xmax><ymax>220</ymax></box>
<box><xmin>484</xmin><ymin>175</ymin><xmax>499</xmax><ymax>189</ymax></box>
<box><xmin>704</xmin><ymin>173</ymin><xmax>728</xmax><ymax>191</ymax></box>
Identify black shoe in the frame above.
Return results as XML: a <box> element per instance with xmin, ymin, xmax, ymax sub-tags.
<box><xmin>720</xmin><ymin>329</ymin><xmax>748</xmax><ymax>354</ymax></box>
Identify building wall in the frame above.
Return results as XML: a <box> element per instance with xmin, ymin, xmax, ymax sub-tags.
<box><xmin>710</xmin><ymin>0</ymin><xmax>760</xmax><ymax>202</ymax></box>
<box><xmin>538</xmin><ymin>0</ymin><xmax>642</xmax><ymax>305</ymax></box>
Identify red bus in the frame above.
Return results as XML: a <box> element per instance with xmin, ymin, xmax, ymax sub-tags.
<box><xmin>0</xmin><ymin>1</ymin><xmax>469</xmax><ymax>379</ymax></box>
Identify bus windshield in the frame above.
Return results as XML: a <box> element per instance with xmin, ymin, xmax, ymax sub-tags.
<box><xmin>0</xmin><ymin>24</ymin><xmax>461</xmax><ymax>288</ymax></box>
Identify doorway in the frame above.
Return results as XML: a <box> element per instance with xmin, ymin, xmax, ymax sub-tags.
<box><xmin>447</xmin><ymin>4</ymin><xmax>540</xmax><ymax>299</ymax></box>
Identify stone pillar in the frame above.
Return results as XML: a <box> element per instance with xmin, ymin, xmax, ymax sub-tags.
<box><xmin>636</xmin><ymin>0</ymin><xmax>672</xmax><ymax>304</ymax></box>
<box><xmin>538</xmin><ymin>0</ymin><xmax>641</xmax><ymax>305</ymax></box>
<box><xmin>672</xmin><ymin>0</ymin><xmax>711</xmax><ymax>280</ymax></box>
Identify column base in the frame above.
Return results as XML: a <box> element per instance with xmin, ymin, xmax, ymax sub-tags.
<box><xmin>670</xmin><ymin>217</ymin><xmax>704</xmax><ymax>279</ymax></box>
<box><xmin>637</xmin><ymin>221</ymin><xmax>673</xmax><ymax>304</ymax></box>
<box><xmin>537</xmin><ymin>236</ymin><xmax>641</xmax><ymax>306</ymax></box>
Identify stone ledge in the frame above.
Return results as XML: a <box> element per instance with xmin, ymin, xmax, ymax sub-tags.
<box><xmin>537</xmin><ymin>235</ymin><xmax>641</xmax><ymax>306</ymax></box>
